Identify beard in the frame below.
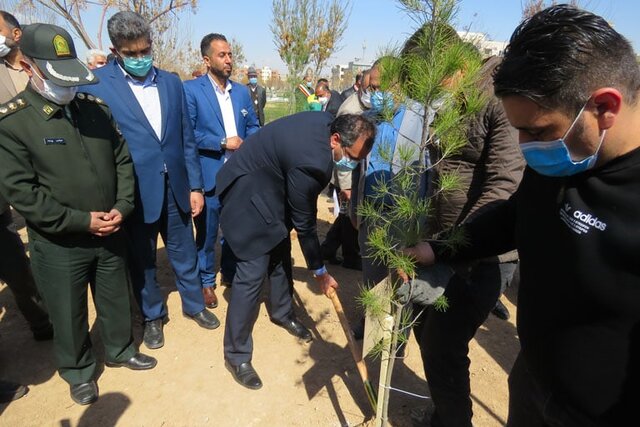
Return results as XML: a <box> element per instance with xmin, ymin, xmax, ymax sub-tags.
<box><xmin>4</xmin><ymin>37</ymin><xmax>17</xmax><ymax>50</ymax></box>
<box><xmin>211</xmin><ymin>66</ymin><xmax>232</xmax><ymax>80</ymax></box>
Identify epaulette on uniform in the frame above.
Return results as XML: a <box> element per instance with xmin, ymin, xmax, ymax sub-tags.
<box><xmin>0</xmin><ymin>97</ymin><xmax>28</xmax><ymax>120</ymax></box>
<box><xmin>76</xmin><ymin>92</ymin><xmax>106</xmax><ymax>105</ymax></box>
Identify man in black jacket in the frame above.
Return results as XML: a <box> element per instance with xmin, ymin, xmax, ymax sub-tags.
<box><xmin>216</xmin><ymin>112</ymin><xmax>375</xmax><ymax>389</ymax></box>
<box><xmin>315</xmin><ymin>81</ymin><xmax>344</xmax><ymax>117</ymax></box>
<box><xmin>405</xmin><ymin>5</ymin><xmax>640</xmax><ymax>426</ymax></box>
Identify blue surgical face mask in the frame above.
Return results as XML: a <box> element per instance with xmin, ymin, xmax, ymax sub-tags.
<box><xmin>249</xmin><ymin>77</ymin><xmax>258</xmax><ymax>85</ymax></box>
<box><xmin>121</xmin><ymin>54</ymin><xmax>153</xmax><ymax>77</ymax></box>
<box><xmin>334</xmin><ymin>155</ymin><xmax>359</xmax><ymax>171</ymax></box>
<box><xmin>370</xmin><ymin>90</ymin><xmax>394</xmax><ymax>113</ymax></box>
<box><xmin>520</xmin><ymin>103</ymin><xmax>606</xmax><ymax>177</ymax></box>
<box><xmin>333</xmin><ymin>146</ymin><xmax>359</xmax><ymax>171</ymax></box>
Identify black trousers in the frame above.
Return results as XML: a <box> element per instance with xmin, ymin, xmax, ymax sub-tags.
<box><xmin>224</xmin><ymin>239</ymin><xmax>294</xmax><ymax>366</ymax></box>
<box><xmin>0</xmin><ymin>210</ymin><xmax>50</xmax><ymax>332</ymax></box>
<box><xmin>507</xmin><ymin>353</ymin><xmax>628</xmax><ymax>427</ymax></box>
<box><xmin>320</xmin><ymin>213</ymin><xmax>360</xmax><ymax>263</ymax></box>
<box><xmin>413</xmin><ymin>261</ymin><xmax>517</xmax><ymax>427</ymax></box>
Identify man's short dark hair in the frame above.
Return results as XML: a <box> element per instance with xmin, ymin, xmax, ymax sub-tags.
<box><xmin>200</xmin><ymin>33</ymin><xmax>228</xmax><ymax>57</ymax></box>
<box><xmin>355</xmin><ymin>73</ymin><xmax>362</xmax><ymax>84</ymax></box>
<box><xmin>331</xmin><ymin>114</ymin><xmax>376</xmax><ymax>149</ymax></box>
<box><xmin>0</xmin><ymin>11</ymin><xmax>20</xmax><ymax>30</ymax></box>
<box><xmin>317</xmin><ymin>78</ymin><xmax>329</xmax><ymax>86</ymax></box>
<box><xmin>107</xmin><ymin>11</ymin><xmax>151</xmax><ymax>50</ymax></box>
<box><xmin>494</xmin><ymin>4</ymin><xmax>640</xmax><ymax>114</ymax></box>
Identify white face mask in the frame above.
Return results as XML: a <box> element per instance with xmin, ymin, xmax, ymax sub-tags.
<box><xmin>30</xmin><ymin>65</ymin><xmax>78</xmax><ymax>105</ymax></box>
<box><xmin>0</xmin><ymin>35</ymin><xmax>12</xmax><ymax>58</ymax></box>
<box><xmin>359</xmin><ymin>89</ymin><xmax>372</xmax><ymax>108</ymax></box>
<box><xmin>318</xmin><ymin>96</ymin><xmax>328</xmax><ymax>105</ymax></box>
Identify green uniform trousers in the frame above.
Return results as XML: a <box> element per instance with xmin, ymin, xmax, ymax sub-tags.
<box><xmin>28</xmin><ymin>230</ymin><xmax>136</xmax><ymax>385</ymax></box>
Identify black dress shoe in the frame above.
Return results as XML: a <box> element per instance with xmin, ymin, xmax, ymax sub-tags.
<box><xmin>184</xmin><ymin>309</ymin><xmax>220</xmax><ymax>329</ymax></box>
<box><xmin>491</xmin><ymin>299</ymin><xmax>510</xmax><ymax>321</ymax></box>
<box><xmin>70</xmin><ymin>381</ymin><xmax>98</xmax><ymax>405</ymax></box>
<box><xmin>225</xmin><ymin>360</ymin><xmax>262</xmax><ymax>390</ymax></box>
<box><xmin>106</xmin><ymin>352</ymin><xmax>157</xmax><ymax>370</ymax></box>
<box><xmin>273</xmin><ymin>317</ymin><xmax>313</xmax><ymax>342</ymax></box>
<box><xmin>0</xmin><ymin>380</ymin><xmax>28</xmax><ymax>403</ymax></box>
<box><xmin>143</xmin><ymin>319</ymin><xmax>164</xmax><ymax>349</ymax></box>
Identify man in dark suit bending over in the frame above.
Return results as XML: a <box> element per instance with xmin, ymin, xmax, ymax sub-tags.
<box><xmin>216</xmin><ymin>112</ymin><xmax>375</xmax><ymax>389</ymax></box>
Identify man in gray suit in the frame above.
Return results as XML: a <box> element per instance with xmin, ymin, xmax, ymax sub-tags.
<box><xmin>0</xmin><ymin>10</ymin><xmax>53</xmax><ymax>403</ymax></box>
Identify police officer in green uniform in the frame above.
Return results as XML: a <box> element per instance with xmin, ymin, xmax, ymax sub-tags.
<box><xmin>0</xmin><ymin>23</ymin><xmax>157</xmax><ymax>406</ymax></box>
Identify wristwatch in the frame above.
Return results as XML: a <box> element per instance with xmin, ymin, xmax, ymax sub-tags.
<box><xmin>191</xmin><ymin>188</ymin><xmax>205</xmax><ymax>194</ymax></box>
<box><xmin>220</xmin><ymin>138</ymin><xmax>227</xmax><ymax>151</ymax></box>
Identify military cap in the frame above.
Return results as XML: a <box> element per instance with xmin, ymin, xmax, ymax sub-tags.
<box><xmin>20</xmin><ymin>23</ymin><xmax>98</xmax><ymax>87</ymax></box>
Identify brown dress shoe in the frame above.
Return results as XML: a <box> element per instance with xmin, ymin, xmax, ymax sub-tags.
<box><xmin>202</xmin><ymin>287</ymin><xmax>218</xmax><ymax>308</ymax></box>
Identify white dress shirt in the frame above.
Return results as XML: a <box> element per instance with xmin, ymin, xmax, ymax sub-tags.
<box><xmin>208</xmin><ymin>74</ymin><xmax>237</xmax><ymax>160</ymax></box>
<box><xmin>120</xmin><ymin>64</ymin><xmax>162</xmax><ymax>140</ymax></box>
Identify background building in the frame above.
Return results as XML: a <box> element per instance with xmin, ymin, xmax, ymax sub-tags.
<box><xmin>458</xmin><ymin>31</ymin><xmax>508</xmax><ymax>57</ymax></box>
<box><xmin>331</xmin><ymin>60</ymin><xmax>371</xmax><ymax>91</ymax></box>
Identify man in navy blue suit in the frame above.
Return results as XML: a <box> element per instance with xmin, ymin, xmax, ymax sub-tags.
<box><xmin>184</xmin><ymin>33</ymin><xmax>259</xmax><ymax>310</ymax></box>
<box><xmin>84</xmin><ymin>11</ymin><xmax>220</xmax><ymax>350</ymax></box>
<box><xmin>217</xmin><ymin>112</ymin><xmax>376</xmax><ymax>389</ymax></box>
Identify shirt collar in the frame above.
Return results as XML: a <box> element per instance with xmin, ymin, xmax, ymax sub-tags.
<box><xmin>3</xmin><ymin>59</ymin><xmax>23</xmax><ymax>72</ymax></box>
<box><xmin>118</xmin><ymin>62</ymin><xmax>157</xmax><ymax>87</ymax></box>
<box><xmin>207</xmin><ymin>73</ymin><xmax>232</xmax><ymax>95</ymax></box>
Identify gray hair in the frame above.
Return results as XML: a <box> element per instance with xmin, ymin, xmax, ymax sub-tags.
<box><xmin>86</xmin><ymin>48</ymin><xmax>108</xmax><ymax>63</ymax></box>
<box><xmin>107</xmin><ymin>11</ymin><xmax>151</xmax><ymax>49</ymax></box>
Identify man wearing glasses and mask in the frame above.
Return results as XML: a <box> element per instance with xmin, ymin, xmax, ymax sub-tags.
<box><xmin>84</xmin><ymin>11</ymin><xmax>220</xmax><ymax>352</ymax></box>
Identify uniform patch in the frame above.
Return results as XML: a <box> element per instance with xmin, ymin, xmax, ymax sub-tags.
<box><xmin>42</xmin><ymin>105</ymin><xmax>54</xmax><ymax>115</ymax></box>
<box><xmin>53</xmin><ymin>35</ymin><xmax>71</xmax><ymax>57</ymax></box>
<box><xmin>43</xmin><ymin>137</ymin><xmax>65</xmax><ymax>145</ymax></box>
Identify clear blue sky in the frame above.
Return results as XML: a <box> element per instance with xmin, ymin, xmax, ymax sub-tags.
<box><xmin>47</xmin><ymin>0</ymin><xmax>640</xmax><ymax>75</ymax></box>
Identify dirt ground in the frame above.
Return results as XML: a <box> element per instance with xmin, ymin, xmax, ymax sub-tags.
<box><xmin>0</xmin><ymin>196</ymin><xmax>520</xmax><ymax>426</ymax></box>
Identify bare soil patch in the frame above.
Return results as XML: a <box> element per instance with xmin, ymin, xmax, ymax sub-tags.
<box><xmin>0</xmin><ymin>197</ymin><xmax>519</xmax><ymax>426</ymax></box>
